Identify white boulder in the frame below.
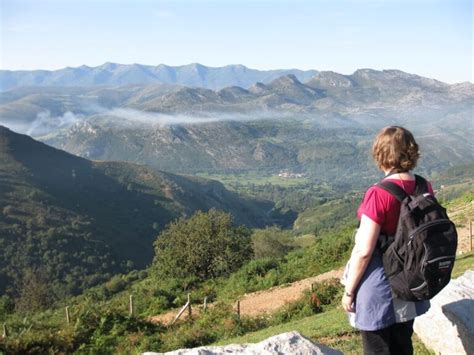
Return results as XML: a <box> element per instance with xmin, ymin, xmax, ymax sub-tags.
<box><xmin>143</xmin><ymin>331</ymin><xmax>342</xmax><ymax>355</ymax></box>
<box><xmin>414</xmin><ymin>270</ymin><xmax>474</xmax><ymax>354</ymax></box>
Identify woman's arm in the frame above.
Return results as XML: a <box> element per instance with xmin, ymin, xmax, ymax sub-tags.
<box><xmin>341</xmin><ymin>214</ymin><xmax>381</xmax><ymax>312</ymax></box>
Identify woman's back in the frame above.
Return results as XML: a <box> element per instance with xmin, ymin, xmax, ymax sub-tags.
<box><xmin>357</xmin><ymin>176</ymin><xmax>433</xmax><ymax>236</ymax></box>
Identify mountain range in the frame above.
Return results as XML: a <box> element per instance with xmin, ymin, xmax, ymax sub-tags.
<box><xmin>1</xmin><ymin>68</ymin><xmax>472</xmax><ymax>180</ymax></box>
<box><xmin>0</xmin><ymin>126</ymin><xmax>279</xmax><ymax>295</ymax></box>
<box><xmin>0</xmin><ymin>63</ymin><xmax>318</xmax><ymax>91</ymax></box>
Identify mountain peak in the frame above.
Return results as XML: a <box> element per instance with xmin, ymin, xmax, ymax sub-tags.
<box><xmin>99</xmin><ymin>62</ymin><xmax>121</xmax><ymax>71</ymax></box>
<box><xmin>269</xmin><ymin>74</ymin><xmax>302</xmax><ymax>86</ymax></box>
<box><xmin>248</xmin><ymin>82</ymin><xmax>270</xmax><ymax>95</ymax></box>
<box><xmin>186</xmin><ymin>63</ymin><xmax>206</xmax><ymax>70</ymax></box>
<box><xmin>306</xmin><ymin>71</ymin><xmax>354</xmax><ymax>89</ymax></box>
<box><xmin>225</xmin><ymin>64</ymin><xmax>248</xmax><ymax>70</ymax></box>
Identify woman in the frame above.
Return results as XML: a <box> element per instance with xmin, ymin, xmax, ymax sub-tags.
<box><xmin>342</xmin><ymin>126</ymin><xmax>432</xmax><ymax>355</ymax></box>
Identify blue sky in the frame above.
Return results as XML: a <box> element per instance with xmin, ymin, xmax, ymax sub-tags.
<box><xmin>0</xmin><ymin>0</ymin><xmax>472</xmax><ymax>83</ymax></box>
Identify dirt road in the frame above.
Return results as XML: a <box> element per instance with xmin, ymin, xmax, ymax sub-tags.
<box><xmin>149</xmin><ymin>268</ymin><xmax>344</xmax><ymax>324</ymax></box>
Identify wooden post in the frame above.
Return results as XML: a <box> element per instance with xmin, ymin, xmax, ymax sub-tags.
<box><xmin>203</xmin><ymin>296</ymin><xmax>208</xmax><ymax>312</ymax></box>
<box><xmin>187</xmin><ymin>293</ymin><xmax>192</xmax><ymax>318</ymax></box>
<box><xmin>65</xmin><ymin>306</ymin><xmax>70</xmax><ymax>325</ymax></box>
<box><xmin>470</xmin><ymin>220</ymin><xmax>473</xmax><ymax>252</ymax></box>
<box><xmin>129</xmin><ymin>295</ymin><xmax>134</xmax><ymax>316</ymax></box>
<box><xmin>2</xmin><ymin>323</ymin><xmax>7</xmax><ymax>338</ymax></box>
<box><xmin>311</xmin><ymin>283</ymin><xmax>315</xmax><ymax>292</ymax></box>
<box><xmin>236</xmin><ymin>300</ymin><xmax>241</xmax><ymax>320</ymax></box>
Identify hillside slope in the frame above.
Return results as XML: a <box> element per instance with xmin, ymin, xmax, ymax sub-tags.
<box><xmin>0</xmin><ymin>126</ymin><xmax>275</xmax><ymax>296</ymax></box>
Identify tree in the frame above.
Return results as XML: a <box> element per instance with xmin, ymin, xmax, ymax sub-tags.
<box><xmin>153</xmin><ymin>209</ymin><xmax>252</xmax><ymax>282</ymax></box>
<box><xmin>14</xmin><ymin>268</ymin><xmax>56</xmax><ymax>313</ymax></box>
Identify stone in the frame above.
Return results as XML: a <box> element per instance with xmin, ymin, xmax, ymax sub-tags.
<box><xmin>414</xmin><ymin>270</ymin><xmax>474</xmax><ymax>355</ymax></box>
<box><xmin>143</xmin><ymin>331</ymin><xmax>342</xmax><ymax>355</ymax></box>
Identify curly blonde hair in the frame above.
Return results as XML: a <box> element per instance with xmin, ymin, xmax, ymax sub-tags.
<box><xmin>372</xmin><ymin>126</ymin><xmax>420</xmax><ymax>172</ymax></box>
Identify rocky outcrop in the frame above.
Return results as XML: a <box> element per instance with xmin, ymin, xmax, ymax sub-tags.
<box><xmin>414</xmin><ymin>270</ymin><xmax>474</xmax><ymax>354</ymax></box>
<box><xmin>143</xmin><ymin>331</ymin><xmax>342</xmax><ymax>355</ymax></box>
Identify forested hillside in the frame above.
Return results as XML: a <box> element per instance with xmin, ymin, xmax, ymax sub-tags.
<box><xmin>0</xmin><ymin>126</ymin><xmax>276</xmax><ymax>298</ymax></box>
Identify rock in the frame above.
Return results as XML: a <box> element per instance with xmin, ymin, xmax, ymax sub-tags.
<box><xmin>143</xmin><ymin>331</ymin><xmax>342</xmax><ymax>355</ymax></box>
<box><xmin>414</xmin><ymin>270</ymin><xmax>474</xmax><ymax>355</ymax></box>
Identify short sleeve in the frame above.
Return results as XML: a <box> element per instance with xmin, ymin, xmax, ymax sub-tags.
<box><xmin>357</xmin><ymin>187</ymin><xmax>386</xmax><ymax>226</ymax></box>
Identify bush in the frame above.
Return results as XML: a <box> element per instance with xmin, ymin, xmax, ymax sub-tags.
<box><xmin>105</xmin><ymin>276</ymin><xmax>127</xmax><ymax>294</ymax></box>
<box><xmin>251</xmin><ymin>226</ymin><xmax>295</xmax><ymax>259</ymax></box>
<box><xmin>0</xmin><ymin>295</ymin><xmax>14</xmax><ymax>318</ymax></box>
<box><xmin>14</xmin><ymin>269</ymin><xmax>57</xmax><ymax>313</ymax></box>
<box><xmin>218</xmin><ymin>258</ymin><xmax>282</xmax><ymax>298</ymax></box>
<box><xmin>312</xmin><ymin>278</ymin><xmax>343</xmax><ymax>305</ymax></box>
<box><xmin>153</xmin><ymin>209</ymin><xmax>253</xmax><ymax>282</ymax></box>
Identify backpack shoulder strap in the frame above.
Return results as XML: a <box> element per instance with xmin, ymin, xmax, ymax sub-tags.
<box><xmin>376</xmin><ymin>180</ymin><xmax>409</xmax><ymax>202</ymax></box>
<box><xmin>415</xmin><ymin>174</ymin><xmax>429</xmax><ymax>195</ymax></box>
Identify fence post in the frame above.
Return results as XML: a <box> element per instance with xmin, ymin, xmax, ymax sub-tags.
<box><xmin>2</xmin><ymin>323</ymin><xmax>7</xmax><ymax>338</ymax></box>
<box><xmin>470</xmin><ymin>220</ymin><xmax>473</xmax><ymax>252</ymax></box>
<box><xmin>236</xmin><ymin>300</ymin><xmax>241</xmax><ymax>320</ymax></box>
<box><xmin>171</xmin><ymin>295</ymin><xmax>191</xmax><ymax>325</ymax></box>
<box><xmin>187</xmin><ymin>293</ymin><xmax>192</xmax><ymax>318</ymax></box>
<box><xmin>129</xmin><ymin>295</ymin><xmax>134</xmax><ymax>316</ymax></box>
<box><xmin>65</xmin><ymin>306</ymin><xmax>70</xmax><ymax>325</ymax></box>
<box><xmin>203</xmin><ymin>296</ymin><xmax>208</xmax><ymax>312</ymax></box>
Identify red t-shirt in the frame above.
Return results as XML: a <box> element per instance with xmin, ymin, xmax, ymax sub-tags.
<box><xmin>357</xmin><ymin>178</ymin><xmax>434</xmax><ymax>236</ymax></box>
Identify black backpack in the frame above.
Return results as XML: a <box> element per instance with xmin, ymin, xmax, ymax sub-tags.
<box><xmin>376</xmin><ymin>175</ymin><xmax>458</xmax><ymax>301</ymax></box>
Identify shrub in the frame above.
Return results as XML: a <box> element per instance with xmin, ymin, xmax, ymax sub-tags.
<box><xmin>218</xmin><ymin>258</ymin><xmax>282</xmax><ymax>298</ymax></box>
<box><xmin>251</xmin><ymin>226</ymin><xmax>295</xmax><ymax>259</ymax></box>
<box><xmin>105</xmin><ymin>276</ymin><xmax>127</xmax><ymax>294</ymax></box>
<box><xmin>153</xmin><ymin>209</ymin><xmax>253</xmax><ymax>282</ymax></box>
<box><xmin>0</xmin><ymin>295</ymin><xmax>14</xmax><ymax>318</ymax></box>
<box><xmin>14</xmin><ymin>269</ymin><xmax>57</xmax><ymax>313</ymax></box>
<box><xmin>270</xmin><ymin>292</ymin><xmax>316</xmax><ymax>324</ymax></box>
<box><xmin>312</xmin><ymin>278</ymin><xmax>343</xmax><ymax>305</ymax></box>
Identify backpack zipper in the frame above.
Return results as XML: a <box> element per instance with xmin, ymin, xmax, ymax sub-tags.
<box><xmin>425</xmin><ymin>255</ymin><xmax>455</xmax><ymax>265</ymax></box>
<box><xmin>407</xmin><ymin>219</ymin><xmax>453</xmax><ymax>245</ymax></box>
<box><xmin>421</xmin><ymin>253</ymin><xmax>455</xmax><ymax>275</ymax></box>
<box><xmin>410</xmin><ymin>281</ymin><xmax>427</xmax><ymax>292</ymax></box>
<box><xmin>412</xmin><ymin>255</ymin><xmax>455</xmax><ymax>292</ymax></box>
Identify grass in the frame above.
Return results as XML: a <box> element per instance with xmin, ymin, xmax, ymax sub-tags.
<box><xmin>452</xmin><ymin>251</ymin><xmax>474</xmax><ymax>278</ymax></box>
<box><xmin>214</xmin><ymin>307</ymin><xmax>357</xmax><ymax>350</ymax></box>
<box><xmin>214</xmin><ymin>307</ymin><xmax>432</xmax><ymax>354</ymax></box>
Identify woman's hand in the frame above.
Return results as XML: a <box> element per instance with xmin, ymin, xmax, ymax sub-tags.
<box><xmin>341</xmin><ymin>293</ymin><xmax>354</xmax><ymax>312</ymax></box>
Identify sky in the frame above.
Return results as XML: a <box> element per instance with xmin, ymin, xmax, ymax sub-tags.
<box><xmin>0</xmin><ymin>0</ymin><xmax>472</xmax><ymax>83</ymax></box>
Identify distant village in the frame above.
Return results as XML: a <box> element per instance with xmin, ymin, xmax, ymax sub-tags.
<box><xmin>277</xmin><ymin>170</ymin><xmax>306</xmax><ymax>179</ymax></box>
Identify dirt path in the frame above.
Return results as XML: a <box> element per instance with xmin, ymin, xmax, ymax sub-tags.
<box><xmin>238</xmin><ymin>268</ymin><xmax>343</xmax><ymax>317</ymax></box>
<box><xmin>448</xmin><ymin>201</ymin><xmax>473</xmax><ymax>254</ymax></box>
<box><xmin>149</xmin><ymin>268</ymin><xmax>343</xmax><ymax>324</ymax></box>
